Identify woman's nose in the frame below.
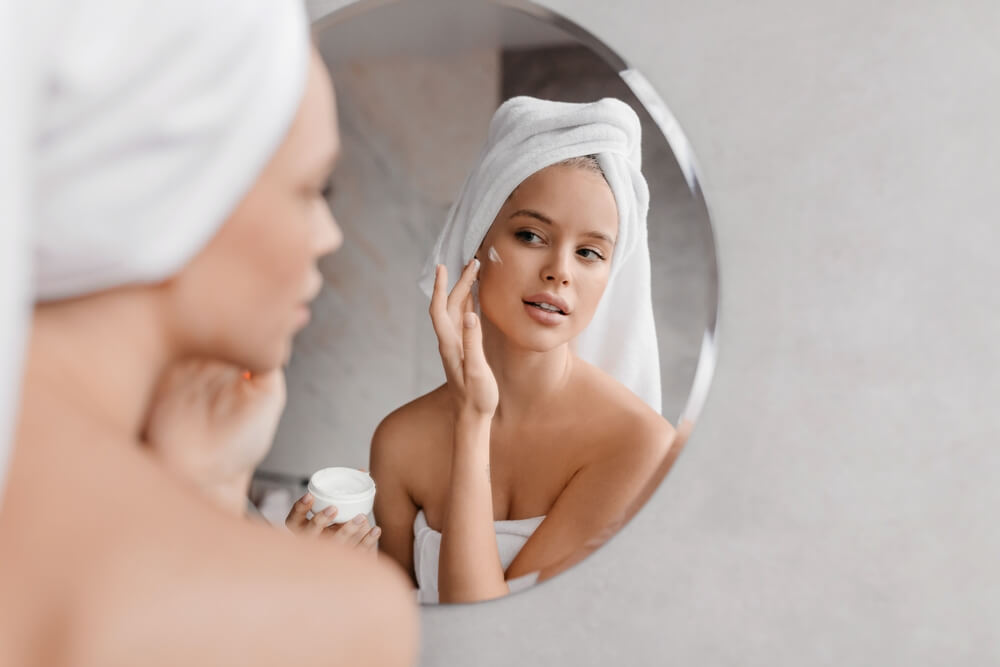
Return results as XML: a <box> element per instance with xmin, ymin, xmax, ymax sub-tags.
<box><xmin>542</xmin><ymin>250</ymin><xmax>571</xmax><ymax>286</ymax></box>
<box><xmin>314</xmin><ymin>204</ymin><xmax>343</xmax><ymax>257</ymax></box>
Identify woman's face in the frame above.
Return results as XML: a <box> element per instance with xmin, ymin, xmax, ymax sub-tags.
<box><xmin>168</xmin><ymin>48</ymin><xmax>342</xmax><ymax>372</ymax></box>
<box><xmin>476</xmin><ymin>164</ymin><xmax>619</xmax><ymax>352</ymax></box>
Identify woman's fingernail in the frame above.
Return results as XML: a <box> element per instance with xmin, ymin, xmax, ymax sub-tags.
<box><xmin>323</xmin><ymin>506</ymin><xmax>338</xmax><ymax>516</ymax></box>
<box><xmin>464</xmin><ymin>312</ymin><xmax>476</xmax><ymax>328</ymax></box>
<box><xmin>302</xmin><ymin>492</ymin><xmax>313</xmax><ymax>504</ymax></box>
<box><xmin>352</xmin><ymin>514</ymin><xmax>366</xmax><ymax>525</ymax></box>
<box><xmin>372</xmin><ymin>527</ymin><xmax>382</xmax><ymax>537</ymax></box>
<box><xmin>472</xmin><ymin>258</ymin><xmax>480</xmax><ymax>271</ymax></box>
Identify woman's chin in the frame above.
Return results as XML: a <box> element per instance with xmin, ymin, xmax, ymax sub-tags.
<box><xmin>241</xmin><ymin>340</ymin><xmax>292</xmax><ymax>375</ymax></box>
<box><xmin>507</xmin><ymin>328</ymin><xmax>574</xmax><ymax>354</ymax></box>
<box><xmin>482</xmin><ymin>309</ymin><xmax>576</xmax><ymax>352</ymax></box>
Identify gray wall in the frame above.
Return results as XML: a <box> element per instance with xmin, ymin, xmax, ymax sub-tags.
<box><xmin>305</xmin><ymin>1</ymin><xmax>1000</xmax><ymax>665</ymax></box>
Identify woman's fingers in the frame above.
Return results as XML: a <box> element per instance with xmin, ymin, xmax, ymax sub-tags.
<box><xmin>429</xmin><ymin>259</ymin><xmax>489</xmax><ymax>400</ymax></box>
<box><xmin>463</xmin><ymin>283</ymin><xmax>474</xmax><ymax>317</ymax></box>
<box><xmin>329</xmin><ymin>514</ymin><xmax>370</xmax><ymax>547</ymax></box>
<box><xmin>306</xmin><ymin>505</ymin><xmax>338</xmax><ymax>536</ymax></box>
<box><xmin>286</xmin><ymin>494</ymin><xmax>338</xmax><ymax>538</ymax></box>
<box><xmin>324</xmin><ymin>517</ymin><xmax>380</xmax><ymax>553</ymax></box>
<box><xmin>241</xmin><ymin>367</ymin><xmax>287</xmax><ymax>409</ymax></box>
<box><xmin>284</xmin><ymin>492</ymin><xmax>314</xmax><ymax>529</ymax></box>
<box><xmin>447</xmin><ymin>259</ymin><xmax>480</xmax><ymax>320</ymax></box>
<box><xmin>462</xmin><ymin>312</ymin><xmax>499</xmax><ymax>414</ymax></box>
<box><xmin>430</xmin><ymin>264</ymin><xmax>465</xmax><ymax>380</ymax></box>
<box><xmin>429</xmin><ymin>264</ymin><xmax>451</xmax><ymax>336</ymax></box>
<box><xmin>359</xmin><ymin>525</ymin><xmax>382</xmax><ymax>553</ymax></box>
<box><xmin>287</xmin><ymin>499</ymin><xmax>377</xmax><ymax>548</ymax></box>
<box><xmin>462</xmin><ymin>312</ymin><xmax>489</xmax><ymax>378</ymax></box>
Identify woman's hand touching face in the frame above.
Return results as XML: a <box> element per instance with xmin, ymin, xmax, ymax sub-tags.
<box><xmin>429</xmin><ymin>260</ymin><xmax>499</xmax><ymax>418</ymax></box>
<box><xmin>142</xmin><ymin>359</ymin><xmax>286</xmax><ymax>514</ymax></box>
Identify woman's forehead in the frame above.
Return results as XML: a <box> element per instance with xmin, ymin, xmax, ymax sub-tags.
<box><xmin>503</xmin><ymin>166</ymin><xmax>619</xmax><ymax>235</ymax></box>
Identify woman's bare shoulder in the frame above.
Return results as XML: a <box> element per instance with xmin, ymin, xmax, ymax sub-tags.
<box><xmin>571</xmin><ymin>360</ymin><xmax>676</xmax><ymax>465</ymax></box>
<box><xmin>5</xmin><ymin>424</ymin><xmax>418</xmax><ymax>667</ymax></box>
<box><xmin>370</xmin><ymin>384</ymin><xmax>453</xmax><ymax>465</ymax></box>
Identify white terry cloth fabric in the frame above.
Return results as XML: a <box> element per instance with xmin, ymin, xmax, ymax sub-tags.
<box><xmin>0</xmin><ymin>0</ymin><xmax>309</xmax><ymax>503</ymax></box>
<box><xmin>412</xmin><ymin>508</ymin><xmax>544</xmax><ymax>604</ymax></box>
<box><xmin>418</xmin><ymin>96</ymin><xmax>662</xmax><ymax>413</ymax></box>
<box><xmin>33</xmin><ymin>0</ymin><xmax>311</xmax><ymax>302</ymax></box>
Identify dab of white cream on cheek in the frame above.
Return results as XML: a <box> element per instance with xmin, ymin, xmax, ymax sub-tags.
<box><xmin>487</xmin><ymin>245</ymin><xmax>502</xmax><ymax>264</ymax></box>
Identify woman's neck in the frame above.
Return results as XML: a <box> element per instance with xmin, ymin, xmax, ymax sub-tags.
<box><xmin>481</xmin><ymin>318</ymin><xmax>574</xmax><ymax>422</ymax></box>
<box><xmin>24</xmin><ymin>287</ymin><xmax>175</xmax><ymax>441</ymax></box>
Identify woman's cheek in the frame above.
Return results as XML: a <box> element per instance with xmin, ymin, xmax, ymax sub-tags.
<box><xmin>479</xmin><ymin>273</ymin><xmax>514</xmax><ymax>328</ymax></box>
<box><xmin>478</xmin><ymin>277</ymin><xmax>502</xmax><ymax>321</ymax></box>
<box><xmin>578</xmin><ymin>272</ymin><xmax>609</xmax><ymax>318</ymax></box>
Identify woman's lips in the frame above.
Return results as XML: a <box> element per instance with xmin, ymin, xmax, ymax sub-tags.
<box><xmin>523</xmin><ymin>301</ymin><xmax>568</xmax><ymax>326</ymax></box>
<box><xmin>296</xmin><ymin>274</ymin><xmax>322</xmax><ymax>329</ymax></box>
<box><xmin>523</xmin><ymin>292</ymin><xmax>570</xmax><ymax>314</ymax></box>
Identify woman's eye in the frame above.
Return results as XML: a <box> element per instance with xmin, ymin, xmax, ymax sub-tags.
<box><xmin>321</xmin><ymin>183</ymin><xmax>334</xmax><ymax>200</ymax></box>
<box><xmin>515</xmin><ymin>230</ymin><xmax>543</xmax><ymax>244</ymax></box>
<box><xmin>578</xmin><ymin>248</ymin><xmax>605</xmax><ymax>261</ymax></box>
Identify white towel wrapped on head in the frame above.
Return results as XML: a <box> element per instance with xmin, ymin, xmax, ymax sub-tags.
<box><xmin>0</xmin><ymin>0</ymin><xmax>311</xmax><ymax>502</ymax></box>
<box><xmin>33</xmin><ymin>0</ymin><xmax>311</xmax><ymax>301</ymax></box>
<box><xmin>419</xmin><ymin>96</ymin><xmax>662</xmax><ymax>413</ymax></box>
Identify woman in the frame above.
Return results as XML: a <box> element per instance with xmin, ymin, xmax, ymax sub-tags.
<box><xmin>373</xmin><ymin>97</ymin><xmax>676</xmax><ymax>603</ymax></box>
<box><xmin>0</xmin><ymin>2</ymin><xmax>415</xmax><ymax>664</ymax></box>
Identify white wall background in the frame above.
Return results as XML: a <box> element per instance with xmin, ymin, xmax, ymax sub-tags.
<box><xmin>305</xmin><ymin>1</ymin><xmax>1000</xmax><ymax>664</ymax></box>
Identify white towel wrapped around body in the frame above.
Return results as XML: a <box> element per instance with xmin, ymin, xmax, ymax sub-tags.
<box><xmin>412</xmin><ymin>509</ymin><xmax>544</xmax><ymax>604</ymax></box>
<box><xmin>419</xmin><ymin>96</ymin><xmax>662</xmax><ymax>413</ymax></box>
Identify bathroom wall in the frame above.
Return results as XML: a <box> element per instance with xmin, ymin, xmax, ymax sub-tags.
<box><xmin>412</xmin><ymin>2</ymin><xmax>1000</xmax><ymax>666</ymax></box>
<box><xmin>293</xmin><ymin>1</ymin><xmax>1000</xmax><ymax>665</ymax></box>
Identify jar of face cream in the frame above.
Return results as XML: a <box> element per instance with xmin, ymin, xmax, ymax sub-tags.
<box><xmin>306</xmin><ymin>467</ymin><xmax>376</xmax><ymax>524</ymax></box>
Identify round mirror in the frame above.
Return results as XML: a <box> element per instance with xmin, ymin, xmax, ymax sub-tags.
<box><xmin>252</xmin><ymin>0</ymin><xmax>718</xmax><ymax>605</ymax></box>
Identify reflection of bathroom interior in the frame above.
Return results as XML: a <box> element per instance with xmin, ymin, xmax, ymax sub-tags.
<box><xmin>251</xmin><ymin>9</ymin><xmax>716</xmax><ymax>521</ymax></box>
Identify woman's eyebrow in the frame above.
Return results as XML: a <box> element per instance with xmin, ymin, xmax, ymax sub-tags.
<box><xmin>584</xmin><ymin>231</ymin><xmax>616</xmax><ymax>246</ymax></box>
<box><xmin>509</xmin><ymin>208</ymin><xmax>552</xmax><ymax>224</ymax></box>
<box><xmin>509</xmin><ymin>209</ymin><xmax>616</xmax><ymax>246</ymax></box>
